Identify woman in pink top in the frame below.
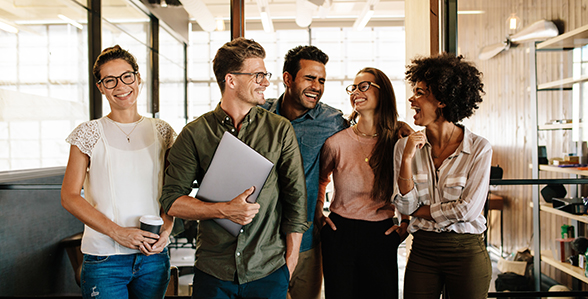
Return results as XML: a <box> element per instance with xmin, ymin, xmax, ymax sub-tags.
<box><xmin>316</xmin><ymin>67</ymin><xmax>410</xmax><ymax>299</ymax></box>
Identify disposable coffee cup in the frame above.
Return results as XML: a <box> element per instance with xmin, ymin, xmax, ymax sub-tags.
<box><xmin>140</xmin><ymin>215</ymin><xmax>163</xmax><ymax>235</ymax></box>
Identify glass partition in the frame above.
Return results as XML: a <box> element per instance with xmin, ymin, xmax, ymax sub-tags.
<box><xmin>187</xmin><ymin>30</ymin><xmax>230</xmax><ymax>120</ymax></box>
<box><xmin>0</xmin><ymin>1</ymin><xmax>89</xmax><ymax>171</ymax></box>
<box><xmin>159</xmin><ymin>26</ymin><xmax>187</xmax><ymax>132</ymax></box>
<box><xmin>101</xmin><ymin>1</ymin><xmax>151</xmax><ymax>117</ymax></box>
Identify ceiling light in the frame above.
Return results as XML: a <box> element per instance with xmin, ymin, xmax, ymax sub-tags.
<box><xmin>216</xmin><ymin>18</ymin><xmax>225</xmax><ymax>31</ymax></box>
<box><xmin>457</xmin><ymin>10</ymin><xmax>485</xmax><ymax>15</ymax></box>
<box><xmin>181</xmin><ymin>0</ymin><xmax>216</xmax><ymax>32</ymax></box>
<box><xmin>256</xmin><ymin>0</ymin><xmax>274</xmax><ymax>33</ymax></box>
<box><xmin>353</xmin><ymin>4</ymin><xmax>374</xmax><ymax>31</ymax></box>
<box><xmin>296</xmin><ymin>0</ymin><xmax>315</xmax><ymax>28</ymax></box>
<box><xmin>0</xmin><ymin>20</ymin><xmax>18</xmax><ymax>34</ymax></box>
<box><xmin>58</xmin><ymin>14</ymin><xmax>83</xmax><ymax>30</ymax></box>
<box><xmin>259</xmin><ymin>7</ymin><xmax>274</xmax><ymax>33</ymax></box>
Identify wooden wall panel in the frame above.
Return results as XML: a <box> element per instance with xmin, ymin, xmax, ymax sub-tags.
<box><xmin>456</xmin><ymin>0</ymin><xmax>588</xmax><ymax>288</ymax></box>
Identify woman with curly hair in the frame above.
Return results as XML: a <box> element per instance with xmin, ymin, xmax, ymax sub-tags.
<box><xmin>393</xmin><ymin>53</ymin><xmax>492</xmax><ymax>299</ymax></box>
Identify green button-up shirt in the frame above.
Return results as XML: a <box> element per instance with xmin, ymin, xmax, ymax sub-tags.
<box><xmin>160</xmin><ymin>104</ymin><xmax>309</xmax><ymax>284</ymax></box>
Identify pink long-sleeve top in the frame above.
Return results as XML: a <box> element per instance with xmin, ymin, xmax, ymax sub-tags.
<box><xmin>318</xmin><ymin>127</ymin><xmax>396</xmax><ymax>221</ymax></box>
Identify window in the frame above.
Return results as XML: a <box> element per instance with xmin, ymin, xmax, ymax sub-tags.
<box><xmin>159</xmin><ymin>26</ymin><xmax>187</xmax><ymax>132</ymax></box>
<box><xmin>0</xmin><ymin>2</ymin><xmax>88</xmax><ymax>171</ymax></box>
<box><xmin>187</xmin><ymin>26</ymin><xmax>407</xmax><ymax>121</ymax></box>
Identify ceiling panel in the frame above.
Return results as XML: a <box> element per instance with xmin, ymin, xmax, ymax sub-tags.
<box><xmin>0</xmin><ymin>0</ymin><xmax>405</xmax><ymax>33</ymax></box>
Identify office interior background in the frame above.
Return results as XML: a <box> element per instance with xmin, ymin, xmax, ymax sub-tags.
<box><xmin>1</xmin><ymin>0</ymin><xmax>588</xmax><ymax>296</ymax></box>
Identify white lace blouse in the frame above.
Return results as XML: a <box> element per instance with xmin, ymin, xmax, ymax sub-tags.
<box><xmin>66</xmin><ymin>116</ymin><xmax>176</xmax><ymax>255</ymax></box>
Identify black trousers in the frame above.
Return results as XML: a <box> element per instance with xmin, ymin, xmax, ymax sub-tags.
<box><xmin>321</xmin><ymin>212</ymin><xmax>401</xmax><ymax>299</ymax></box>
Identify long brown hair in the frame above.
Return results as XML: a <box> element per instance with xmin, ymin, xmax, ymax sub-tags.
<box><xmin>349</xmin><ymin>67</ymin><xmax>399</xmax><ymax>202</ymax></box>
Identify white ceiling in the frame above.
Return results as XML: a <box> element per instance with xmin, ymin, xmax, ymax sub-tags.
<box><xmin>0</xmin><ymin>0</ymin><xmax>405</xmax><ymax>31</ymax></box>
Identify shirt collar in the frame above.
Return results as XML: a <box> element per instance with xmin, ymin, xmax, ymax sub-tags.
<box><xmin>213</xmin><ymin>102</ymin><xmax>258</xmax><ymax>127</ymax></box>
<box><xmin>460</xmin><ymin>126</ymin><xmax>472</xmax><ymax>155</ymax></box>
<box><xmin>424</xmin><ymin>124</ymin><xmax>472</xmax><ymax>157</ymax></box>
<box><xmin>273</xmin><ymin>93</ymin><xmax>319</xmax><ymax>121</ymax></box>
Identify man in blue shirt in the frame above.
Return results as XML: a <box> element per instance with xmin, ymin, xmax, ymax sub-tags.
<box><xmin>262</xmin><ymin>45</ymin><xmax>348</xmax><ymax>299</ymax></box>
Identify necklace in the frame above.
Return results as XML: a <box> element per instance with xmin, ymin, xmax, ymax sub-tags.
<box><xmin>352</xmin><ymin>126</ymin><xmax>373</xmax><ymax>163</ymax></box>
<box><xmin>354</xmin><ymin>124</ymin><xmax>378</xmax><ymax>138</ymax></box>
<box><xmin>109</xmin><ymin>116</ymin><xmax>143</xmax><ymax>143</ymax></box>
<box><xmin>432</xmin><ymin>125</ymin><xmax>456</xmax><ymax>159</ymax></box>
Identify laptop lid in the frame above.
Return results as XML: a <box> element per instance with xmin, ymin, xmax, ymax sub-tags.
<box><xmin>196</xmin><ymin>131</ymin><xmax>274</xmax><ymax>236</ymax></box>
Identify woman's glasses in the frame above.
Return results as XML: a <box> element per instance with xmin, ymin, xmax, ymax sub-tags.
<box><xmin>346</xmin><ymin>81</ymin><xmax>380</xmax><ymax>95</ymax></box>
<box><xmin>97</xmin><ymin>71</ymin><xmax>138</xmax><ymax>89</ymax></box>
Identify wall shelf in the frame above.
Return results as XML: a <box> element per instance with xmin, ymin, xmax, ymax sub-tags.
<box><xmin>531</xmin><ymin>23</ymin><xmax>588</xmax><ymax>290</ymax></box>
<box><xmin>541</xmin><ymin>255</ymin><xmax>588</xmax><ymax>283</ymax></box>
<box><xmin>539</xmin><ymin>203</ymin><xmax>588</xmax><ymax>224</ymax></box>
<box><xmin>538</xmin><ymin>123</ymin><xmax>574</xmax><ymax>130</ymax></box>
<box><xmin>538</xmin><ymin>75</ymin><xmax>588</xmax><ymax>90</ymax></box>
<box><xmin>537</xmin><ymin>23</ymin><xmax>588</xmax><ymax>50</ymax></box>
<box><xmin>539</xmin><ymin>165</ymin><xmax>588</xmax><ymax>176</ymax></box>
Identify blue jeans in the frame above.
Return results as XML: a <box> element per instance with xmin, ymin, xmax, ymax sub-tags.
<box><xmin>192</xmin><ymin>264</ymin><xmax>290</xmax><ymax>299</ymax></box>
<box><xmin>81</xmin><ymin>249</ymin><xmax>170</xmax><ymax>299</ymax></box>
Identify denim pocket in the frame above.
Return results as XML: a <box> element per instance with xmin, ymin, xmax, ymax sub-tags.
<box><xmin>83</xmin><ymin>254</ymin><xmax>110</xmax><ymax>264</ymax></box>
<box><xmin>282</xmin><ymin>263</ymin><xmax>291</xmax><ymax>281</ymax></box>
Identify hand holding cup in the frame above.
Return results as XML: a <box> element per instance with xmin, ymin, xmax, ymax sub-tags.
<box><xmin>140</xmin><ymin>215</ymin><xmax>164</xmax><ymax>236</ymax></box>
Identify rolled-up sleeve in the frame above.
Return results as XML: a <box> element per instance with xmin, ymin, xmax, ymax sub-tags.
<box><xmin>159</xmin><ymin>127</ymin><xmax>201</xmax><ymax>213</ymax></box>
<box><xmin>392</xmin><ymin>137</ymin><xmax>421</xmax><ymax>215</ymax></box>
<box><xmin>278</xmin><ymin>123</ymin><xmax>309</xmax><ymax>235</ymax></box>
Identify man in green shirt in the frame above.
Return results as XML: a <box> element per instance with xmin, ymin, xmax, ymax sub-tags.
<box><xmin>159</xmin><ymin>38</ymin><xmax>309</xmax><ymax>298</ymax></box>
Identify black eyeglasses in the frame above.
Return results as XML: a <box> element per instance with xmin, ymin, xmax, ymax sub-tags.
<box><xmin>97</xmin><ymin>71</ymin><xmax>138</xmax><ymax>89</ymax></box>
<box><xmin>346</xmin><ymin>81</ymin><xmax>380</xmax><ymax>95</ymax></box>
<box><xmin>230</xmin><ymin>72</ymin><xmax>272</xmax><ymax>84</ymax></box>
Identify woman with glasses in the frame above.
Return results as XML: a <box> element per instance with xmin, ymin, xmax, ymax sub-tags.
<box><xmin>393</xmin><ymin>53</ymin><xmax>491</xmax><ymax>299</ymax></box>
<box><xmin>315</xmin><ymin>67</ymin><xmax>411</xmax><ymax>299</ymax></box>
<box><xmin>61</xmin><ymin>45</ymin><xmax>176</xmax><ymax>299</ymax></box>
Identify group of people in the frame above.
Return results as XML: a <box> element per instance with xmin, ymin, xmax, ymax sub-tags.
<box><xmin>61</xmin><ymin>37</ymin><xmax>493</xmax><ymax>299</ymax></box>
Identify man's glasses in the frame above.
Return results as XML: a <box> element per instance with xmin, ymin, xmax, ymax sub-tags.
<box><xmin>97</xmin><ymin>71</ymin><xmax>138</xmax><ymax>89</ymax></box>
<box><xmin>230</xmin><ymin>72</ymin><xmax>272</xmax><ymax>84</ymax></box>
<box><xmin>346</xmin><ymin>81</ymin><xmax>380</xmax><ymax>95</ymax></box>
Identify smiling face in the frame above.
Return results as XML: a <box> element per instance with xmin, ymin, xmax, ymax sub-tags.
<box><xmin>232</xmin><ymin>57</ymin><xmax>270</xmax><ymax>107</ymax></box>
<box><xmin>97</xmin><ymin>59</ymin><xmax>140</xmax><ymax>111</ymax></box>
<box><xmin>285</xmin><ymin>59</ymin><xmax>326</xmax><ymax>113</ymax></box>
<box><xmin>409</xmin><ymin>81</ymin><xmax>445</xmax><ymax>126</ymax></box>
<box><xmin>350</xmin><ymin>72</ymin><xmax>379</xmax><ymax>114</ymax></box>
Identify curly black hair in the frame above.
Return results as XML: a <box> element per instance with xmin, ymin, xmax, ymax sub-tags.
<box><xmin>283</xmin><ymin>45</ymin><xmax>329</xmax><ymax>79</ymax></box>
<box><xmin>405</xmin><ymin>52</ymin><xmax>484</xmax><ymax>123</ymax></box>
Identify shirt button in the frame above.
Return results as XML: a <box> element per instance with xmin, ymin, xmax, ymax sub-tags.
<box><xmin>236</xmin><ymin>252</ymin><xmax>241</xmax><ymax>257</ymax></box>
<box><xmin>231</xmin><ymin>128</ymin><xmax>235</xmax><ymax>132</ymax></box>
<box><xmin>240</xmin><ymin>229</ymin><xmax>244</xmax><ymax>233</ymax></box>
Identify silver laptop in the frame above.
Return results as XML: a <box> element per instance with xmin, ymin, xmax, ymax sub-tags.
<box><xmin>196</xmin><ymin>131</ymin><xmax>274</xmax><ymax>236</ymax></box>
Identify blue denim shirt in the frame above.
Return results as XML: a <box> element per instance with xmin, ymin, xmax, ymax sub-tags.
<box><xmin>262</xmin><ymin>95</ymin><xmax>348</xmax><ymax>252</ymax></box>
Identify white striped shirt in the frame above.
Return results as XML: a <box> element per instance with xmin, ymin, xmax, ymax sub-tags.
<box><xmin>392</xmin><ymin>126</ymin><xmax>492</xmax><ymax>234</ymax></box>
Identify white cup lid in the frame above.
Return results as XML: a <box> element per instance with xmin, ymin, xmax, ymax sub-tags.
<box><xmin>140</xmin><ymin>215</ymin><xmax>164</xmax><ymax>226</ymax></box>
